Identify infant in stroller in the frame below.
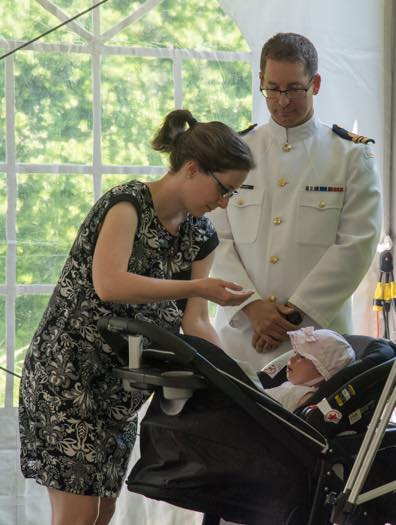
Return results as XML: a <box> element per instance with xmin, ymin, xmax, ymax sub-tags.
<box><xmin>263</xmin><ymin>326</ymin><xmax>355</xmax><ymax>411</ymax></box>
<box><xmin>98</xmin><ymin>317</ymin><xmax>396</xmax><ymax>525</ymax></box>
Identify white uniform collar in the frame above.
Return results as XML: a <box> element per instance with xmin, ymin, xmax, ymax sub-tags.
<box><xmin>268</xmin><ymin>114</ymin><xmax>320</xmax><ymax>147</ymax></box>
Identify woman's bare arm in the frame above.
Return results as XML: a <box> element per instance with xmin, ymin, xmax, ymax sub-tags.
<box><xmin>92</xmin><ymin>201</ymin><xmax>253</xmax><ymax>306</ymax></box>
<box><xmin>182</xmin><ymin>252</ymin><xmax>222</xmax><ymax>347</ymax></box>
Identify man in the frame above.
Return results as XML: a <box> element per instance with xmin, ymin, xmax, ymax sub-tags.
<box><xmin>209</xmin><ymin>32</ymin><xmax>382</xmax><ymax>369</ymax></box>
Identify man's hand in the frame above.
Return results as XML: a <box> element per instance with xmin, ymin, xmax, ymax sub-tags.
<box><xmin>243</xmin><ymin>299</ymin><xmax>301</xmax><ymax>352</ymax></box>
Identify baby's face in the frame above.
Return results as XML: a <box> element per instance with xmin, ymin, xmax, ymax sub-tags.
<box><xmin>286</xmin><ymin>352</ymin><xmax>322</xmax><ymax>385</ymax></box>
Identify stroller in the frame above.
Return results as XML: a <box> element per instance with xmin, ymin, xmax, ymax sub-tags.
<box><xmin>98</xmin><ymin>317</ymin><xmax>396</xmax><ymax>525</ymax></box>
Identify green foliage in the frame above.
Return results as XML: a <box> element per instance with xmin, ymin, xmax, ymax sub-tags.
<box><xmin>0</xmin><ymin>174</ymin><xmax>5</xmax><ymax>283</ymax></box>
<box><xmin>16</xmin><ymin>174</ymin><xmax>93</xmax><ymax>283</ymax></box>
<box><xmin>0</xmin><ymin>0</ymin><xmax>85</xmax><ymax>43</ymax></box>
<box><xmin>0</xmin><ymin>66</ymin><xmax>4</xmax><ymax>161</ymax></box>
<box><xmin>101</xmin><ymin>0</ymin><xmax>148</xmax><ymax>33</ymax></box>
<box><xmin>183</xmin><ymin>59</ymin><xmax>252</xmax><ymax>130</ymax></box>
<box><xmin>0</xmin><ymin>297</ymin><xmax>5</xmax><ymax>407</ymax></box>
<box><xmin>101</xmin><ymin>56</ymin><xmax>174</xmax><ymax>165</ymax></box>
<box><xmin>15</xmin><ymin>51</ymin><xmax>92</xmax><ymax>163</ymax></box>
<box><xmin>107</xmin><ymin>0</ymin><xmax>249</xmax><ymax>51</ymax></box>
<box><xmin>48</xmin><ymin>0</ymin><xmax>94</xmax><ymax>33</ymax></box>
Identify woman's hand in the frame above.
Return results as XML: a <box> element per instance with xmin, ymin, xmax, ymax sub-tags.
<box><xmin>93</xmin><ymin>207</ymin><xmax>252</xmax><ymax>306</ymax></box>
<box><xmin>194</xmin><ymin>278</ymin><xmax>253</xmax><ymax>306</ymax></box>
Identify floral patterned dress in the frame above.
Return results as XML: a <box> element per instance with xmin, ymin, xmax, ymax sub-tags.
<box><xmin>19</xmin><ymin>180</ymin><xmax>218</xmax><ymax>497</ymax></box>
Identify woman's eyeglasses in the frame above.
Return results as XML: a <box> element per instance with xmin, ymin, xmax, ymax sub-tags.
<box><xmin>207</xmin><ymin>171</ymin><xmax>239</xmax><ymax>199</ymax></box>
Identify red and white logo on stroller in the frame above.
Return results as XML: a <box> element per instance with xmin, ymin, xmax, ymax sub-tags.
<box><xmin>324</xmin><ymin>409</ymin><xmax>343</xmax><ymax>424</ymax></box>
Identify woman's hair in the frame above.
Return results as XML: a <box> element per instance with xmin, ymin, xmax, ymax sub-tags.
<box><xmin>152</xmin><ymin>109</ymin><xmax>255</xmax><ymax>173</ymax></box>
<box><xmin>260</xmin><ymin>32</ymin><xmax>318</xmax><ymax>78</ymax></box>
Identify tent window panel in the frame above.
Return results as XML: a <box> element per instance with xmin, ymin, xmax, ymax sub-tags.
<box><xmin>14</xmin><ymin>52</ymin><xmax>92</xmax><ymax>164</ymax></box>
<box><xmin>47</xmin><ymin>0</ymin><xmax>94</xmax><ymax>34</ymax></box>
<box><xmin>107</xmin><ymin>0</ymin><xmax>249</xmax><ymax>52</ymax></box>
<box><xmin>0</xmin><ymin>173</ymin><xmax>5</xmax><ymax>284</ymax></box>
<box><xmin>0</xmin><ymin>0</ymin><xmax>87</xmax><ymax>44</ymax></box>
<box><xmin>182</xmin><ymin>59</ymin><xmax>252</xmax><ymax>132</ymax></box>
<box><xmin>101</xmin><ymin>56</ymin><xmax>174</xmax><ymax>166</ymax></box>
<box><xmin>0</xmin><ymin>65</ymin><xmax>4</xmax><ymax>162</ymax></box>
<box><xmin>100</xmin><ymin>0</ymin><xmax>148</xmax><ymax>35</ymax></box>
<box><xmin>14</xmin><ymin>294</ymin><xmax>51</xmax><ymax>405</ymax></box>
<box><xmin>16</xmin><ymin>173</ymin><xmax>93</xmax><ymax>285</ymax></box>
<box><xmin>0</xmin><ymin>296</ymin><xmax>5</xmax><ymax>408</ymax></box>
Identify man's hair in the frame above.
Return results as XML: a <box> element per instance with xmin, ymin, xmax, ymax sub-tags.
<box><xmin>260</xmin><ymin>32</ymin><xmax>318</xmax><ymax>78</ymax></box>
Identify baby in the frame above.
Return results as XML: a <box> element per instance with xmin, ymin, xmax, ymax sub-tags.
<box><xmin>263</xmin><ymin>326</ymin><xmax>356</xmax><ymax>412</ymax></box>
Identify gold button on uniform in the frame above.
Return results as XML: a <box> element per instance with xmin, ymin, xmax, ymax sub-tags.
<box><xmin>319</xmin><ymin>201</ymin><xmax>326</xmax><ymax>208</ymax></box>
<box><xmin>269</xmin><ymin>256</ymin><xmax>279</xmax><ymax>264</ymax></box>
<box><xmin>273</xmin><ymin>216</ymin><xmax>282</xmax><ymax>225</ymax></box>
<box><xmin>277</xmin><ymin>178</ymin><xmax>288</xmax><ymax>187</ymax></box>
<box><xmin>268</xmin><ymin>295</ymin><xmax>277</xmax><ymax>302</ymax></box>
<box><xmin>237</xmin><ymin>198</ymin><xmax>245</xmax><ymax>205</ymax></box>
<box><xmin>282</xmin><ymin>143</ymin><xmax>292</xmax><ymax>152</ymax></box>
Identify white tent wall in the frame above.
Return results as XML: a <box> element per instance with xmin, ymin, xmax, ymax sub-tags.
<box><xmin>0</xmin><ymin>1</ymin><xmax>391</xmax><ymax>524</ymax></box>
<box><xmin>221</xmin><ymin>0</ymin><xmax>386</xmax><ymax>146</ymax></box>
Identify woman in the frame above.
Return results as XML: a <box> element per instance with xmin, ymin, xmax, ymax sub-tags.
<box><xmin>19</xmin><ymin>109</ymin><xmax>255</xmax><ymax>525</ymax></box>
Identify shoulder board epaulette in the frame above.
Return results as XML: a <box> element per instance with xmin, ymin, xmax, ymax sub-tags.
<box><xmin>332</xmin><ymin>124</ymin><xmax>375</xmax><ymax>144</ymax></box>
<box><xmin>238</xmin><ymin>123</ymin><xmax>258</xmax><ymax>136</ymax></box>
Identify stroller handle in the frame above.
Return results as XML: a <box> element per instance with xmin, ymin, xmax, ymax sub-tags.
<box><xmin>97</xmin><ymin>316</ymin><xmax>199</xmax><ymax>366</ymax></box>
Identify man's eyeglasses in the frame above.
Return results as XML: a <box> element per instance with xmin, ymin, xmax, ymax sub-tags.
<box><xmin>207</xmin><ymin>171</ymin><xmax>239</xmax><ymax>199</ymax></box>
<box><xmin>260</xmin><ymin>75</ymin><xmax>315</xmax><ymax>101</ymax></box>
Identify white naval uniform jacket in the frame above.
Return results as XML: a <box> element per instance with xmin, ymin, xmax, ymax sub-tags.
<box><xmin>209</xmin><ymin>115</ymin><xmax>382</xmax><ymax>369</ymax></box>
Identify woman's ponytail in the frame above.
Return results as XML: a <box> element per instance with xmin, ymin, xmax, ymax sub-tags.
<box><xmin>152</xmin><ymin>109</ymin><xmax>197</xmax><ymax>153</ymax></box>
